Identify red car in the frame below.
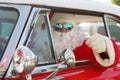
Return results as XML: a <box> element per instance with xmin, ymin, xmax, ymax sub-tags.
<box><xmin>0</xmin><ymin>0</ymin><xmax>120</xmax><ymax>80</ymax></box>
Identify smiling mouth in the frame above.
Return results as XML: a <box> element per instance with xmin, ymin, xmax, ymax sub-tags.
<box><xmin>100</xmin><ymin>52</ymin><xmax>109</xmax><ymax>60</ymax></box>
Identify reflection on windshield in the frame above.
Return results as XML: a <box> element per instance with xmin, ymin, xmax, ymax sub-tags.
<box><xmin>0</xmin><ymin>8</ymin><xmax>18</xmax><ymax>55</ymax></box>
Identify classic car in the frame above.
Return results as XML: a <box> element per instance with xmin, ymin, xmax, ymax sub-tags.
<box><xmin>0</xmin><ymin>0</ymin><xmax>120</xmax><ymax>80</ymax></box>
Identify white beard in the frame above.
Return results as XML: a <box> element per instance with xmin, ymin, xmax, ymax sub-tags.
<box><xmin>52</xmin><ymin>27</ymin><xmax>86</xmax><ymax>58</ymax></box>
<box><xmin>50</xmin><ymin>13</ymin><xmax>86</xmax><ymax>58</ymax></box>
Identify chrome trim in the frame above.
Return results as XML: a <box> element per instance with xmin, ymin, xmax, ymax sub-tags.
<box><xmin>5</xmin><ymin>7</ymin><xmax>38</xmax><ymax>78</ymax></box>
<box><xmin>104</xmin><ymin>14</ymin><xmax>120</xmax><ymax>38</ymax></box>
<box><xmin>46</xmin><ymin>12</ymin><xmax>58</xmax><ymax>62</ymax></box>
<box><xmin>104</xmin><ymin>14</ymin><xmax>111</xmax><ymax>38</ymax></box>
<box><xmin>13</xmin><ymin>46</ymin><xmax>38</xmax><ymax>76</ymax></box>
<box><xmin>44</xmin><ymin>65</ymin><xmax>67</xmax><ymax>80</ymax></box>
<box><xmin>32</xmin><ymin>64</ymin><xmax>64</xmax><ymax>74</ymax></box>
<box><xmin>32</xmin><ymin>59</ymin><xmax>90</xmax><ymax>75</ymax></box>
<box><xmin>5</xmin><ymin>7</ymin><xmax>56</xmax><ymax>78</ymax></box>
<box><xmin>75</xmin><ymin>59</ymin><xmax>90</xmax><ymax>63</ymax></box>
<box><xmin>2</xmin><ymin>4</ymin><xmax>31</xmax><ymax>78</ymax></box>
<box><xmin>7</xmin><ymin>59</ymin><xmax>90</xmax><ymax>78</ymax></box>
<box><xmin>0</xmin><ymin>4</ymin><xmax>31</xmax><ymax>78</ymax></box>
<box><xmin>17</xmin><ymin>7</ymin><xmax>40</xmax><ymax>46</ymax></box>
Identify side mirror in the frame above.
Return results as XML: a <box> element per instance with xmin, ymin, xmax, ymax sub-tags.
<box><xmin>60</xmin><ymin>49</ymin><xmax>75</xmax><ymax>67</ymax></box>
<box><xmin>13</xmin><ymin>46</ymin><xmax>38</xmax><ymax>76</ymax></box>
<box><xmin>44</xmin><ymin>49</ymin><xmax>76</xmax><ymax>80</ymax></box>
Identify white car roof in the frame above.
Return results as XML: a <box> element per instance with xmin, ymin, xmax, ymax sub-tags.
<box><xmin>0</xmin><ymin>0</ymin><xmax>120</xmax><ymax>16</ymax></box>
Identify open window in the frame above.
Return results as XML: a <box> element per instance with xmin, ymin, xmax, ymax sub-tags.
<box><xmin>25</xmin><ymin>10</ymin><xmax>107</xmax><ymax>66</ymax></box>
<box><xmin>0</xmin><ymin>8</ymin><xmax>18</xmax><ymax>57</ymax></box>
<box><xmin>50</xmin><ymin>12</ymin><xmax>106</xmax><ymax>58</ymax></box>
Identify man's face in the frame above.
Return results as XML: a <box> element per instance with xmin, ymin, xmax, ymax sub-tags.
<box><xmin>50</xmin><ymin>13</ymin><xmax>86</xmax><ymax>57</ymax></box>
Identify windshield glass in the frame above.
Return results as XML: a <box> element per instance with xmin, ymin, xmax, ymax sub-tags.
<box><xmin>0</xmin><ymin>8</ymin><xmax>19</xmax><ymax>55</ymax></box>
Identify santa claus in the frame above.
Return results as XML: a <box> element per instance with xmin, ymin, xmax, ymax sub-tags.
<box><xmin>50</xmin><ymin>12</ymin><xmax>120</xmax><ymax>68</ymax></box>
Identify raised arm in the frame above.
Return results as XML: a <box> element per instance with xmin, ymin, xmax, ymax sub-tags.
<box><xmin>73</xmin><ymin>33</ymin><xmax>120</xmax><ymax>68</ymax></box>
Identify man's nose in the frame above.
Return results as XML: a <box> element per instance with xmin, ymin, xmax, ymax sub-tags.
<box><xmin>58</xmin><ymin>26</ymin><xmax>70</xmax><ymax>32</ymax></box>
<box><xmin>60</xmin><ymin>27</ymin><xmax>67</xmax><ymax>32</ymax></box>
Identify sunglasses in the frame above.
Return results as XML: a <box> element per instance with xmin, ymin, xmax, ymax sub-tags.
<box><xmin>53</xmin><ymin>23</ymin><xmax>73</xmax><ymax>31</ymax></box>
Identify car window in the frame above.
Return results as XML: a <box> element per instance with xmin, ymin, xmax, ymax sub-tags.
<box><xmin>0</xmin><ymin>8</ymin><xmax>18</xmax><ymax>55</ymax></box>
<box><xmin>26</xmin><ymin>14</ymin><xmax>56</xmax><ymax>65</ymax></box>
<box><xmin>50</xmin><ymin>12</ymin><xmax>106</xmax><ymax>58</ymax></box>
<box><xmin>106</xmin><ymin>16</ymin><xmax>120</xmax><ymax>47</ymax></box>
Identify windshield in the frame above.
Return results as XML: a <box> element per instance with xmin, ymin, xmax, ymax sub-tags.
<box><xmin>0</xmin><ymin>8</ymin><xmax>19</xmax><ymax>55</ymax></box>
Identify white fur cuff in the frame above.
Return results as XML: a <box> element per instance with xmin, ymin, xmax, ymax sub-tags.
<box><xmin>93</xmin><ymin>36</ymin><xmax>115</xmax><ymax>67</ymax></box>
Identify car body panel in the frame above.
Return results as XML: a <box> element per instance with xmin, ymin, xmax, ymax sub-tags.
<box><xmin>4</xmin><ymin>63</ymin><xmax>120</xmax><ymax>80</ymax></box>
<box><xmin>0</xmin><ymin>0</ymin><xmax>120</xmax><ymax>16</ymax></box>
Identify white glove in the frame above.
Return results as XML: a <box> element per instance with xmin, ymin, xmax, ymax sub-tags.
<box><xmin>86</xmin><ymin>33</ymin><xmax>115</xmax><ymax>67</ymax></box>
<box><xmin>86</xmin><ymin>33</ymin><xmax>106</xmax><ymax>53</ymax></box>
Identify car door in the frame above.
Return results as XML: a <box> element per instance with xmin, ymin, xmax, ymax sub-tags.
<box><xmin>24</xmin><ymin>7</ymin><xmax>113</xmax><ymax>80</ymax></box>
<box><xmin>7</xmin><ymin>7</ymin><xmax>120</xmax><ymax>80</ymax></box>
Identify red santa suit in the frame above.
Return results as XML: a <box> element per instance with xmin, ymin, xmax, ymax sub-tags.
<box><xmin>50</xmin><ymin>12</ymin><xmax>120</xmax><ymax>68</ymax></box>
<box><xmin>73</xmin><ymin>36</ymin><xmax>120</xmax><ymax>68</ymax></box>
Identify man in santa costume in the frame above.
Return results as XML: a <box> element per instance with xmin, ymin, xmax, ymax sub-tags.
<box><xmin>50</xmin><ymin>12</ymin><xmax>120</xmax><ymax>68</ymax></box>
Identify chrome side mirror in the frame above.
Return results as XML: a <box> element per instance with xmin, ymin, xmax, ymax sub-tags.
<box><xmin>60</xmin><ymin>49</ymin><xmax>75</xmax><ymax>67</ymax></box>
<box><xmin>44</xmin><ymin>49</ymin><xmax>75</xmax><ymax>80</ymax></box>
<box><xmin>13</xmin><ymin>46</ymin><xmax>38</xmax><ymax>76</ymax></box>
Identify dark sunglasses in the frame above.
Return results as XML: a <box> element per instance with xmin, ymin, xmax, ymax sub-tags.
<box><xmin>53</xmin><ymin>23</ymin><xmax>73</xmax><ymax>31</ymax></box>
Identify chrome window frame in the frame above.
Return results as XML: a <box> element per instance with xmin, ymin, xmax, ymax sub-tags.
<box><xmin>1</xmin><ymin>4</ymin><xmax>31</xmax><ymax>78</ymax></box>
<box><xmin>104</xmin><ymin>14</ymin><xmax>120</xmax><ymax>37</ymax></box>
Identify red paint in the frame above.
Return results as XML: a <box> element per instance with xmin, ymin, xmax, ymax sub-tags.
<box><xmin>4</xmin><ymin>63</ymin><xmax>120</xmax><ymax>80</ymax></box>
<box><xmin>31</xmin><ymin>63</ymin><xmax>120</xmax><ymax>80</ymax></box>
